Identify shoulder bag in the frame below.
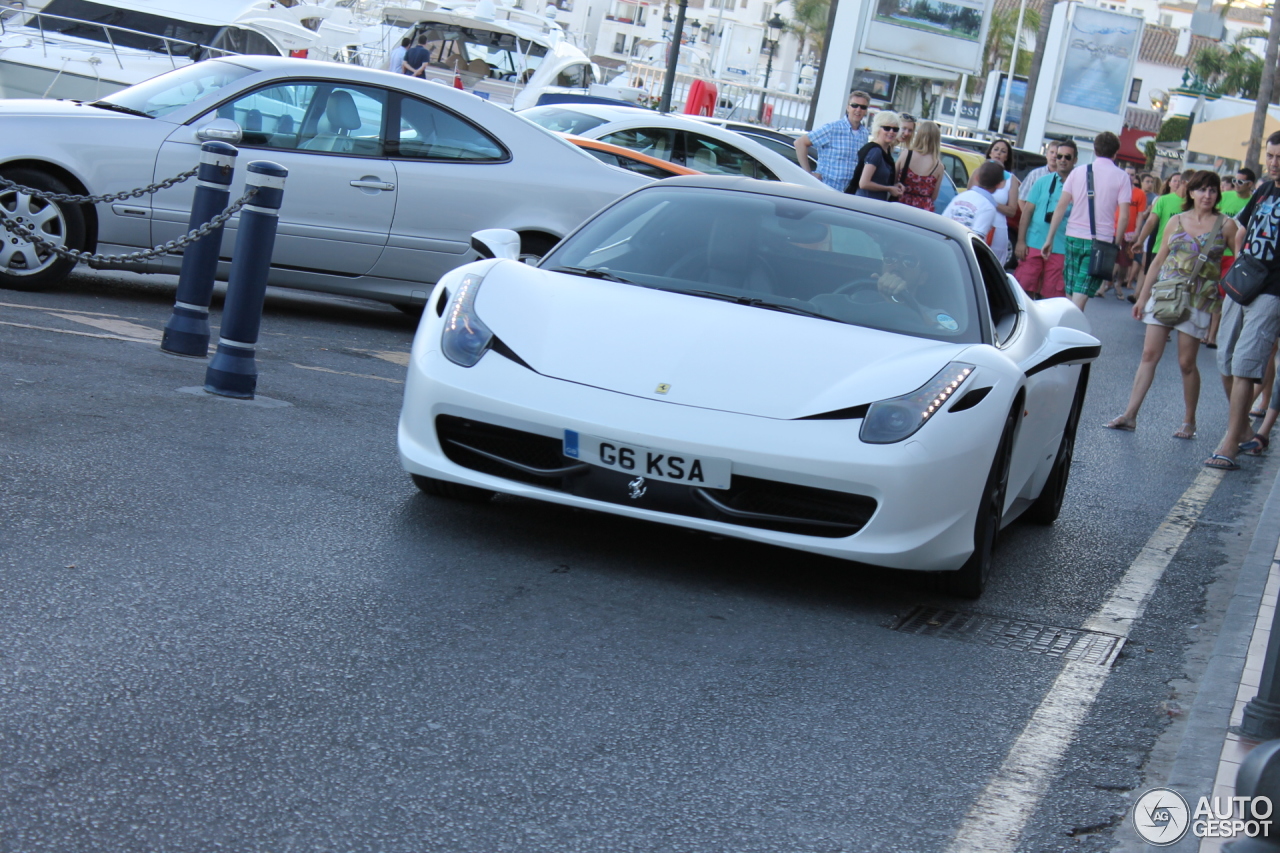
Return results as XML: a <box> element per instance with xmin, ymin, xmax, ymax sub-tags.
<box><xmin>845</xmin><ymin>141</ymin><xmax>879</xmax><ymax>195</ymax></box>
<box><xmin>1150</xmin><ymin>214</ymin><xmax>1223</xmax><ymax>325</ymax></box>
<box><xmin>1223</xmin><ymin>181</ymin><xmax>1277</xmax><ymax>306</ymax></box>
<box><xmin>1086</xmin><ymin>165</ymin><xmax>1120</xmax><ymax>277</ymax></box>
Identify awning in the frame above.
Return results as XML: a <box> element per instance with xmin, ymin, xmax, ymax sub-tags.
<box><xmin>1188</xmin><ymin>111</ymin><xmax>1280</xmax><ymax>162</ymax></box>
<box><xmin>1118</xmin><ymin>127</ymin><xmax>1156</xmax><ymax>165</ymax></box>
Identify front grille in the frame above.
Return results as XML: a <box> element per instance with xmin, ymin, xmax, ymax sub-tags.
<box><xmin>434</xmin><ymin>415</ymin><xmax>877</xmax><ymax>537</ymax></box>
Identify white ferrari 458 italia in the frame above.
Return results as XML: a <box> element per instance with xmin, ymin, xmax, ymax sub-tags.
<box><xmin>397</xmin><ymin>177</ymin><xmax>1100</xmax><ymax>597</ymax></box>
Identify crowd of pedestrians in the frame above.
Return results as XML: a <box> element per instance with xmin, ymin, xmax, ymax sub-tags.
<box><xmin>798</xmin><ymin>90</ymin><xmax>1280</xmax><ymax>474</ymax></box>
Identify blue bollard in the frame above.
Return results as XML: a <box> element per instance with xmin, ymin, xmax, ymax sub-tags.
<box><xmin>203</xmin><ymin>161</ymin><xmax>287</xmax><ymax>399</ymax></box>
<box><xmin>161</xmin><ymin>141</ymin><xmax>239</xmax><ymax>357</ymax></box>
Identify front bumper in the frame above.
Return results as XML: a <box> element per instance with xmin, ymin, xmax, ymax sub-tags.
<box><xmin>398</xmin><ymin>348</ymin><xmax>1005</xmax><ymax>572</ymax></box>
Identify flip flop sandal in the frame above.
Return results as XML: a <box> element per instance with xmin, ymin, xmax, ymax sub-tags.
<box><xmin>1173</xmin><ymin>424</ymin><xmax>1196</xmax><ymax>439</ymax></box>
<box><xmin>1239</xmin><ymin>435</ymin><xmax>1269</xmax><ymax>455</ymax></box>
<box><xmin>1204</xmin><ymin>454</ymin><xmax>1241</xmax><ymax>471</ymax></box>
<box><xmin>1104</xmin><ymin>417</ymin><xmax>1136</xmax><ymax>431</ymax></box>
<box><xmin>1251</xmin><ymin>409</ymin><xmax>1267</xmax><ymax>418</ymax></box>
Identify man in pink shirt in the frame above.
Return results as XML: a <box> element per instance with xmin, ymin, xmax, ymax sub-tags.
<box><xmin>1041</xmin><ymin>131</ymin><xmax>1131</xmax><ymax>309</ymax></box>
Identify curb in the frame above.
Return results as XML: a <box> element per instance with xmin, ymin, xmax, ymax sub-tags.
<box><xmin>1163</xmin><ymin>460</ymin><xmax>1280</xmax><ymax>852</ymax></box>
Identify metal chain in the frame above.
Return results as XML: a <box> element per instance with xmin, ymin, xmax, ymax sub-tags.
<box><xmin>0</xmin><ymin>187</ymin><xmax>258</xmax><ymax>265</ymax></box>
<box><xmin>0</xmin><ymin>166</ymin><xmax>200</xmax><ymax>205</ymax></box>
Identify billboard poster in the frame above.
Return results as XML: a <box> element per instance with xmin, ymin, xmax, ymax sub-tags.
<box><xmin>858</xmin><ymin>0</ymin><xmax>992</xmax><ymax>75</ymax></box>
<box><xmin>1054</xmin><ymin>6</ymin><xmax>1142</xmax><ymax>117</ymax></box>
<box><xmin>873</xmin><ymin>0</ymin><xmax>983</xmax><ymax>42</ymax></box>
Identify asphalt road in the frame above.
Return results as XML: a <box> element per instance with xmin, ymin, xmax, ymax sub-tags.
<box><xmin>1</xmin><ymin>271</ymin><xmax>1275</xmax><ymax>852</ymax></box>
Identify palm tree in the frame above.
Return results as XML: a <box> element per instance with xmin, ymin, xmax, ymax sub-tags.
<box><xmin>1192</xmin><ymin>29</ymin><xmax>1268</xmax><ymax>98</ymax></box>
<box><xmin>982</xmin><ymin>5</ymin><xmax>1042</xmax><ymax>80</ymax></box>
<box><xmin>787</xmin><ymin>0</ymin><xmax>830</xmax><ymax>61</ymax></box>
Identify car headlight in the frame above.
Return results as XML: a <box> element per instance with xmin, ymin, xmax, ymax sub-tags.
<box><xmin>859</xmin><ymin>362</ymin><xmax>975</xmax><ymax>444</ymax></box>
<box><xmin>441</xmin><ymin>272</ymin><xmax>494</xmax><ymax>367</ymax></box>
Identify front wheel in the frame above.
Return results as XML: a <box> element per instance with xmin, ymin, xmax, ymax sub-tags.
<box><xmin>940</xmin><ymin>408</ymin><xmax>1016</xmax><ymax>598</ymax></box>
<box><xmin>0</xmin><ymin>168</ymin><xmax>87</xmax><ymax>291</ymax></box>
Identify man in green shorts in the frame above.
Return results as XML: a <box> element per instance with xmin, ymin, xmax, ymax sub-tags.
<box><xmin>1041</xmin><ymin>132</ymin><xmax>1131</xmax><ymax>309</ymax></box>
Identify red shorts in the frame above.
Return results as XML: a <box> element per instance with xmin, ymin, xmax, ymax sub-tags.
<box><xmin>1013</xmin><ymin>248</ymin><xmax>1066</xmax><ymax>299</ymax></box>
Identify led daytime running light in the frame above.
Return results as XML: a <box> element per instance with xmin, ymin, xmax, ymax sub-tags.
<box><xmin>441</xmin><ymin>272</ymin><xmax>495</xmax><ymax>367</ymax></box>
<box><xmin>860</xmin><ymin>362</ymin><xmax>975</xmax><ymax>444</ymax></box>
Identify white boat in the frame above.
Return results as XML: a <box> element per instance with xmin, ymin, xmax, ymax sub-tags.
<box><xmin>318</xmin><ymin>0</ymin><xmax>602</xmax><ymax>109</ymax></box>
<box><xmin>0</xmin><ymin>0</ymin><xmax>330</xmax><ymax>100</ymax></box>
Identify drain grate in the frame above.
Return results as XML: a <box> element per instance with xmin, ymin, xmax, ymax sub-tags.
<box><xmin>892</xmin><ymin>606</ymin><xmax>1125</xmax><ymax>666</ymax></box>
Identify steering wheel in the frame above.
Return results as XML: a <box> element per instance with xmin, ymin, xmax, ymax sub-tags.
<box><xmin>834</xmin><ymin>277</ymin><xmax>881</xmax><ymax>299</ymax></box>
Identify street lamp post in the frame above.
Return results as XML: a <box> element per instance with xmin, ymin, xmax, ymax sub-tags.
<box><xmin>756</xmin><ymin>12</ymin><xmax>784</xmax><ymax>123</ymax></box>
<box><xmin>657</xmin><ymin>0</ymin><xmax>688</xmax><ymax>113</ymax></box>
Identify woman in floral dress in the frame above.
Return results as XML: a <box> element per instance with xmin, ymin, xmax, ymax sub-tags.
<box><xmin>1104</xmin><ymin>170</ymin><xmax>1238</xmax><ymax>441</ymax></box>
<box><xmin>896</xmin><ymin>121</ymin><xmax>944</xmax><ymax>213</ymax></box>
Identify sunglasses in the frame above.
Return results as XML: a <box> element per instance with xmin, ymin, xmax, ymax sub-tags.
<box><xmin>883</xmin><ymin>252</ymin><xmax>919</xmax><ymax>269</ymax></box>
<box><xmin>899</xmin><ymin>115</ymin><xmax>915</xmax><ymax>122</ymax></box>
<box><xmin>882</xmin><ymin>127</ymin><xmax>900</xmax><ymax>133</ymax></box>
<box><xmin>1057</xmin><ymin>154</ymin><xmax>1076</xmax><ymax>161</ymax></box>
<box><xmin>848</xmin><ymin>103</ymin><xmax>869</xmax><ymax>110</ymax></box>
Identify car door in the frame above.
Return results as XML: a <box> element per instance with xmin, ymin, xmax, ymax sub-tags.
<box><xmin>151</xmin><ymin>80</ymin><xmax>396</xmax><ymax>278</ymax></box>
<box><xmin>971</xmin><ymin>238</ymin><xmax>1068</xmax><ymax>504</ymax></box>
<box><xmin>368</xmin><ymin>90</ymin><xmax>517</xmax><ymax>285</ymax></box>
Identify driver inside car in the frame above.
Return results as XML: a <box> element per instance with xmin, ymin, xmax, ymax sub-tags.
<box><xmin>874</xmin><ymin>239</ymin><xmax>958</xmax><ymax>331</ymax></box>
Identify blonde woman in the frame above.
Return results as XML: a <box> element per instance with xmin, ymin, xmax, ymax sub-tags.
<box><xmin>896</xmin><ymin>120</ymin><xmax>944</xmax><ymax>212</ymax></box>
<box><xmin>854</xmin><ymin>111</ymin><xmax>905</xmax><ymax>201</ymax></box>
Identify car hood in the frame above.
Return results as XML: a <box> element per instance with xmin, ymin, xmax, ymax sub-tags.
<box><xmin>475</xmin><ymin>261</ymin><xmax>968</xmax><ymax>420</ymax></box>
<box><xmin>0</xmin><ymin>99</ymin><xmax>152</xmax><ymax>120</ymax></box>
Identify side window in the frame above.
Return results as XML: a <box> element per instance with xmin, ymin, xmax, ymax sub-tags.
<box><xmin>600</xmin><ymin>127</ymin><xmax>677</xmax><ymax>163</ymax></box>
<box><xmin>392</xmin><ymin>95</ymin><xmax>507</xmax><ymax>161</ymax></box>
<box><xmin>210</xmin><ymin>27</ymin><xmax>281</xmax><ymax>57</ymax></box>
<box><xmin>682</xmin><ymin>132</ymin><xmax>777</xmax><ymax>180</ymax></box>
<box><xmin>555</xmin><ymin>62</ymin><xmax>593</xmax><ymax>88</ymax></box>
<box><xmin>585</xmin><ymin>149</ymin><xmax>672</xmax><ymax>180</ymax></box>
<box><xmin>209</xmin><ymin>83</ymin><xmax>319</xmax><ymax>150</ymax></box>
<box><xmin>972</xmin><ymin>237</ymin><xmax>1020</xmax><ymax>344</ymax></box>
<box><xmin>942</xmin><ymin>152</ymin><xmax>968</xmax><ymax>188</ymax></box>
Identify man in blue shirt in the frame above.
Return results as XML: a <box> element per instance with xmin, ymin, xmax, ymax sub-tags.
<box><xmin>795</xmin><ymin>90</ymin><xmax>872</xmax><ymax>192</ymax></box>
<box><xmin>1014</xmin><ymin>139</ymin><xmax>1076</xmax><ymax>299</ymax></box>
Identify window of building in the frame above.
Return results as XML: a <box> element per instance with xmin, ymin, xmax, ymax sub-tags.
<box><xmin>1128</xmin><ymin>78</ymin><xmax>1142</xmax><ymax>104</ymax></box>
<box><xmin>614</xmin><ymin>32</ymin><xmax>627</xmax><ymax>53</ymax></box>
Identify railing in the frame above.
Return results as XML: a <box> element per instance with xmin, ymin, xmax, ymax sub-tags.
<box><xmin>623</xmin><ymin>61</ymin><xmax>812</xmax><ymax>130</ymax></box>
<box><xmin>0</xmin><ymin>9</ymin><xmax>238</xmax><ymax>71</ymax></box>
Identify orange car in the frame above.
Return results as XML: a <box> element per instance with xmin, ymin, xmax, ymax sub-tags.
<box><xmin>562</xmin><ymin>134</ymin><xmax>702</xmax><ymax>179</ymax></box>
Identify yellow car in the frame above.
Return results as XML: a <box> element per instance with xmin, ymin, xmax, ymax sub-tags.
<box><xmin>940</xmin><ymin>143</ymin><xmax>987</xmax><ymax>189</ymax></box>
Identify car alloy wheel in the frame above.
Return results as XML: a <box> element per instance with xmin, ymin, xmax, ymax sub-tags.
<box><xmin>0</xmin><ymin>169</ymin><xmax>86</xmax><ymax>291</ymax></box>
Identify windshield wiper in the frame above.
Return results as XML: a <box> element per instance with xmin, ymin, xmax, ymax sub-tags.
<box><xmin>548</xmin><ymin>266</ymin><xmax>637</xmax><ymax>285</ymax></box>
<box><xmin>87</xmin><ymin>101</ymin><xmax>152</xmax><ymax>118</ymax></box>
<box><xmin>681</xmin><ymin>290</ymin><xmax>833</xmax><ymax>320</ymax></box>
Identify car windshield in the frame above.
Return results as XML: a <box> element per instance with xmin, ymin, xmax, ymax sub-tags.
<box><xmin>94</xmin><ymin>60</ymin><xmax>256</xmax><ymax>118</ymax></box>
<box><xmin>542</xmin><ymin>186</ymin><xmax>980</xmax><ymax>343</ymax></box>
<box><xmin>519</xmin><ymin>106</ymin><xmax>610</xmax><ymax>135</ymax></box>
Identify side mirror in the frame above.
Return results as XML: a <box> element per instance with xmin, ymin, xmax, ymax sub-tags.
<box><xmin>470</xmin><ymin>229</ymin><xmax>521</xmax><ymax>262</ymax></box>
<box><xmin>196</xmin><ymin>118</ymin><xmax>243</xmax><ymax>143</ymax></box>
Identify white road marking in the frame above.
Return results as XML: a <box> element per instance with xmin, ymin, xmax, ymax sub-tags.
<box><xmin>944</xmin><ymin>469</ymin><xmax>1224</xmax><ymax>853</ymax></box>
<box><xmin>290</xmin><ymin>363</ymin><xmax>403</xmax><ymax>384</ymax></box>
<box><xmin>0</xmin><ymin>320</ymin><xmax>154</xmax><ymax>344</ymax></box>
<box><xmin>44</xmin><ymin>312</ymin><xmax>163</xmax><ymax>343</ymax></box>
<box><xmin>0</xmin><ymin>301</ymin><xmax>136</xmax><ymax>318</ymax></box>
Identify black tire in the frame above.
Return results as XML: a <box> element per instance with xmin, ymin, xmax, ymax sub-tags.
<box><xmin>0</xmin><ymin>168</ymin><xmax>87</xmax><ymax>291</ymax></box>
<box><xmin>518</xmin><ymin>233</ymin><xmax>557</xmax><ymax>265</ymax></box>
<box><xmin>410</xmin><ymin>473</ymin><xmax>494</xmax><ymax>503</ymax></box>
<box><xmin>941</xmin><ymin>408</ymin><xmax>1017</xmax><ymax>598</ymax></box>
<box><xmin>1025</xmin><ymin>365</ymin><xmax>1090</xmax><ymax>526</ymax></box>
